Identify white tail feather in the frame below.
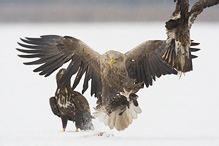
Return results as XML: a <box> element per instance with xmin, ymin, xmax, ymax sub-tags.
<box><xmin>94</xmin><ymin>101</ymin><xmax>142</xmax><ymax>131</ymax></box>
<box><xmin>108</xmin><ymin>111</ymin><xmax>116</xmax><ymax>129</ymax></box>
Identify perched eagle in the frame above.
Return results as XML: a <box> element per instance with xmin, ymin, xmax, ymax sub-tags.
<box><xmin>49</xmin><ymin>68</ymin><xmax>94</xmax><ymax>132</ymax></box>
<box><xmin>163</xmin><ymin>0</ymin><xmax>219</xmax><ymax>73</ymax></box>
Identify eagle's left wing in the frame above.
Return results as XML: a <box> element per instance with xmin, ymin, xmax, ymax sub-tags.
<box><xmin>125</xmin><ymin>40</ymin><xmax>177</xmax><ymax>88</ymax></box>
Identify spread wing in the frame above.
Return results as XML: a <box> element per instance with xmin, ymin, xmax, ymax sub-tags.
<box><xmin>164</xmin><ymin>0</ymin><xmax>204</xmax><ymax>73</ymax></box>
<box><xmin>166</xmin><ymin>0</ymin><xmax>219</xmax><ymax>34</ymax></box>
<box><xmin>17</xmin><ymin>35</ymin><xmax>102</xmax><ymax>97</ymax></box>
<box><xmin>189</xmin><ymin>0</ymin><xmax>219</xmax><ymax>28</ymax></box>
<box><xmin>125</xmin><ymin>40</ymin><xmax>177</xmax><ymax>88</ymax></box>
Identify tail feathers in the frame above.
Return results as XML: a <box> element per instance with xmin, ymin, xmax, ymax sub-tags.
<box><xmin>163</xmin><ymin>40</ymin><xmax>200</xmax><ymax>73</ymax></box>
<box><xmin>94</xmin><ymin>101</ymin><xmax>142</xmax><ymax>131</ymax></box>
<box><xmin>191</xmin><ymin>41</ymin><xmax>200</xmax><ymax>46</ymax></box>
<box><xmin>190</xmin><ymin>48</ymin><xmax>200</xmax><ymax>52</ymax></box>
<box><xmin>182</xmin><ymin>52</ymin><xmax>193</xmax><ymax>72</ymax></box>
<box><xmin>191</xmin><ymin>54</ymin><xmax>198</xmax><ymax>59</ymax></box>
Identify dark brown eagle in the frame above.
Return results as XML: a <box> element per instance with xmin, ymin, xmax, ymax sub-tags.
<box><xmin>163</xmin><ymin>0</ymin><xmax>219</xmax><ymax>73</ymax></box>
<box><xmin>49</xmin><ymin>68</ymin><xmax>94</xmax><ymax>132</ymax></box>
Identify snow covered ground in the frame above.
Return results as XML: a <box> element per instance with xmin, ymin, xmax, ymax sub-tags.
<box><xmin>1</xmin><ymin>22</ymin><xmax>219</xmax><ymax>146</ymax></box>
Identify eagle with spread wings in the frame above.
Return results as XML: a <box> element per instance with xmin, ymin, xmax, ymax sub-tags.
<box><xmin>17</xmin><ymin>0</ymin><xmax>218</xmax><ymax>131</ymax></box>
<box><xmin>163</xmin><ymin>0</ymin><xmax>219</xmax><ymax>73</ymax></box>
<box><xmin>17</xmin><ymin>36</ymin><xmax>179</xmax><ymax>131</ymax></box>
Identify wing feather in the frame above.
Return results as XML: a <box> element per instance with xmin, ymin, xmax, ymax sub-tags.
<box><xmin>189</xmin><ymin>0</ymin><xmax>219</xmax><ymax>27</ymax></box>
<box><xmin>17</xmin><ymin>35</ymin><xmax>102</xmax><ymax>96</ymax></box>
<box><xmin>125</xmin><ymin>40</ymin><xmax>177</xmax><ymax>88</ymax></box>
<box><xmin>82</xmin><ymin>66</ymin><xmax>93</xmax><ymax>94</ymax></box>
<box><xmin>72</xmin><ymin>62</ymin><xmax>87</xmax><ymax>89</ymax></box>
<box><xmin>143</xmin><ymin>57</ymin><xmax>152</xmax><ymax>87</ymax></box>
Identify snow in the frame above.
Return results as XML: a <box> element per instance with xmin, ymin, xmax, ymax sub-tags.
<box><xmin>1</xmin><ymin>22</ymin><xmax>219</xmax><ymax>146</ymax></box>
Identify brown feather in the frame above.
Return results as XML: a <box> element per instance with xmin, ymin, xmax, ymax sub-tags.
<box><xmin>50</xmin><ymin>69</ymin><xmax>94</xmax><ymax>131</ymax></box>
<box><xmin>125</xmin><ymin>40</ymin><xmax>177</xmax><ymax>88</ymax></box>
<box><xmin>17</xmin><ymin>35</ymin><xmax>102</xmax><ymax>97</ymax></box>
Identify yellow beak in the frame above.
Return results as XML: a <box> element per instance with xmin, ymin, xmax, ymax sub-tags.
<box><xmin>110</xmin><ymin>59</ymin><xmax>115</xmax><ymax>68</ymax></box>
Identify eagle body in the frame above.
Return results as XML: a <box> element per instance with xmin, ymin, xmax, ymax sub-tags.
<box><xmin>17</xmin><ymin>1</ymin><xmax>219</xmax><ymax>131</ymax></box>
<box><xmin>18</xmin><ymin>37</ymin><xmax>178</xmax><ymax>130</ymax></box>
<box><xmin>100</xmin><ymin>50</ymin><xmax>136</xmax><ymax>105</ymax></box>
<box><xmin>163</xmin><ymin>0</ymin><xmax>219</xmax><ymax>73</ymax></box>
<box><xmin>49</xmin><ymin>69</ymin><xmax>94</xmax><ymax>131</ymax></box>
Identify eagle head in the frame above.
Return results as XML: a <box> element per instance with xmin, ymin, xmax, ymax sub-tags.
<box><xmin>103</xmin><ymin>50</ymin><xmax>125</xmax><ymax>68</ymax></box>
<box><xmin>56</xmin><ymin>68</ymin><xmax>67</xmax><ymax>85</ymax></box>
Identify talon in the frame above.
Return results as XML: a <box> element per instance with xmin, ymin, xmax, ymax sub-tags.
<box><xmin>128</xmin><ymin>90</ymin><xmax>132</xmax><ymax>94</ymax></box>
<box><xmin>93</xmin><ymin>107</ymin><xmax>101</xmax><ymax>111</ymax></box>
<box><xmin>94</xmin><ymin>106</ymin><xmax>107</xmax><ymax>115</ymax></box>
<box><xmin>123</xmin><ymin>88</ymin><xmax>128</xmax><ymax>93</ymax></box>
<box><xmin>179</xmin><ymin>71</ymin><xmax>185</xmax><ymax>79</ymax></box>
<box><xmin>120</xmin><ymin>88</ymin><xmax>133</xmax><ymax>98</ymax></box>
<box><xmin>76</xmin><ymin>128</ymin><xmax>78</xmax><ymax>132</ymax></box>
<box><xmin>94</xmin><ymin>112</ymin><xmax>99</xmax><ymax>115</ymax></box>
<box><xmin>94</xmin><ymin>106</ymin><xmax>105</xmax><ymax>111</ymax></box>
<box><xmin>100</xmin><ymin>106</ymin><xmax>105</xmax><ymax>111</ymax></box>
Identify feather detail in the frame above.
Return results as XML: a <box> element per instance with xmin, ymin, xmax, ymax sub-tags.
<box><xmin>94</xmin><ymin>101</ymin><xmax>142</xmax><ymax>131</ymax></box>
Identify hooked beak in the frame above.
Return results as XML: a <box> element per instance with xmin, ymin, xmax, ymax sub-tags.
<box><xmin>110</xmin><ymin>59</ymin><xmax>116</xmax><ymax>68</ymax></box>
<box><xmin>60</xmin><ymin>70</ymin><xmax>65</xmax><ymax>75</ymax></box>
<box><xmin>59</xmin><ymin>68</ymin><xmax>66</xmax><ymax>75</ymax></box>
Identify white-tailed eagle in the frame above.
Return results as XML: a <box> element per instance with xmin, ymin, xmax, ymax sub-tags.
<box><xmin>16</xmin><ymin>0</ymin><xmax>217</xmax><ymax>131</ymax></box>
<box><xmin>163</xmin><ymin>0</ymin><xmax>219</xmax><ymax>73</ymax></box>
<box><xmin>17</xmin><ymin>36</ymin><xmax>184</xmax><ymax>131</ymax></box>
<box><xmin>49</xmin><ymin>68</ymin><xmax>94</xmax><ymax>132</ymax></box>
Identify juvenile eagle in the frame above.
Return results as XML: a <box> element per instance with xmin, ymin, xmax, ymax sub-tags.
<box><xmin>49</xmin><ymin>68</ymin><xmax>94</xmax><ymax>132</ymax></box>
<box><xmin>163</xmin><ymin>0</ymin><xmax>219</xmax><ymax>73</ymax></box>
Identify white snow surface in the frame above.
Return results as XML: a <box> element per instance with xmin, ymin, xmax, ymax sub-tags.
<box><xmin>1</xmin><ymin>22</ymin><xmax>219</xmax><ymax>146</ymax></box>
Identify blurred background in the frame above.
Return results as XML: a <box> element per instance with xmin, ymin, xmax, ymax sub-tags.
<box><xmin>1</xmin><ymin>1</ymin><xmax>219</xmax><ymax>145</ymax></box>
<box><xmin>0</xmin><ymin>0</ymin><xmax>219</xmax><ymax>23</ymax></box>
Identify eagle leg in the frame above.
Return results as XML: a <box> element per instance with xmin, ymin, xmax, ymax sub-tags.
<box><xmin>120</xmin><ymin>88</ymin><xmax>133</xmax><ymax>101</ymax></box>
<box><xmin>94</xmin><ymin>106</ymin><xmax>106</xmax><ymax>114</ymax></box>
<box><xmin>76</xmin><ymin>128</ymin><xmax>79</xmax><ymax>132</ymax></box>
<box><xmin>61</xmin><ymin>116</ymin><xmax>68</xmax><ymax>132</ymax></box>
<box><xmin>179</xmin><ymin>71</ymin><xmax>185</xmax><ymax>78</ymax></box>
